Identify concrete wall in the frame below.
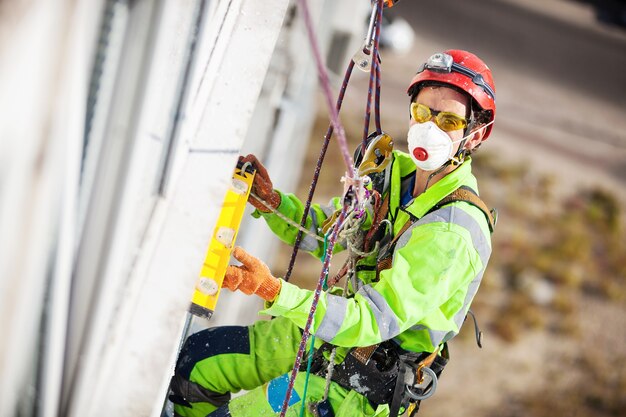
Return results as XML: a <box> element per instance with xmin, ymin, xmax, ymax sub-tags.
<box><xmin>0</xmin><ymin>0</ymin><xmax>368</xmax><ymax>416</ymax></box>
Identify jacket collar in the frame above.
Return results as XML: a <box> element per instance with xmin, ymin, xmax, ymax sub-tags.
<box><xmin>391</xmin><ymin>152</ymin><xmax>478</xmax><ymax>220</ymax></box>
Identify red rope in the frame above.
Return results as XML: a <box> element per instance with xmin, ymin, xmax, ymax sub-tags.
<box><xmin>283</xmin><ymin>60</ymin><xmax>355</xmax><ymax>283</ymax></box>
<box><xmin>279</xmin><ymin>203</ymin><xmax>349</xmax><ymax>417</ymax></box>
<box><xmin>362</xmin><ymin>1</ymin><xmax>383</xmax><ymax>153</ymax></box>
<box><xmin>278</xmin><ymin>1</ymin><xmax>385</xmax><ymax>414</ymax></box>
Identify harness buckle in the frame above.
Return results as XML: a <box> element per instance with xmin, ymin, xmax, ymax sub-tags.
<box><xmin>405</xmin><ymin>366</ymin><xmax>437</xmax><ymax>401</ymax></box>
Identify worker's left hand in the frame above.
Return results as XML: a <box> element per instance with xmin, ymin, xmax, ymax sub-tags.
<box><xmin>373</xmin><ymin>0</ymin><xmax>400</xmax><ymax>8</ymax></box>
<box><xmin>239</xmin><ymin>154</ymin><xmax>281</xmax><ymax>213</ymax></box>
<box><xmin>224</xmin><ymin>246</ymin><xmax>282</xmax><ymax>302</ymax></box>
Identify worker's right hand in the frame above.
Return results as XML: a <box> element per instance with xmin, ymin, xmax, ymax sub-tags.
<box><xmin>239</xmin><ymin>154</ymin><xmax>281</xmax><ymax>213</ymax></box>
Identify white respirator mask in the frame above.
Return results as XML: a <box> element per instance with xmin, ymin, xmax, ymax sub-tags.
<box><xmin>407</xmin><ymin>120</ymin><xmax>494</xmax><ymax>171</ymax></box>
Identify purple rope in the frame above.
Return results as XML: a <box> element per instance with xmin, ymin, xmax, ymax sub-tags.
<box><xmin>373</xmin><ymin>16</ymin><xmax>383</xmax><ymax>133</ymax></box>
<box><xmin>374</xmin><ymin>60</ymin><xmax>382</xmax><ymax>133</ymax></box>
<box><xmin>296</xmin><ymin>0</ymin><xmax>354</xmax><ymax>177</ymax></box>
<box><xmin>278</xmin><ymin>1</ymin><xmax>387</xmax><ymax>413</ymax></box>
<box><xmin>279</xmin><ymin>204</ymin><xmax>349</xmax><ymax>417</ymax></box>
<box><xmin>283</xmin><ymin>61</ymin><xmax>355</xmax><ymax>283</ymax></box>
<box><xmin>373</xmin><ymin>1</ymin><xmax>383</xmax><ymax>134</ymax></box>
<box><xmin>361</xmin><ymin>0</ymin><xmax>383</xmax><ymax>154</ymax></box>
<box><xmin>361</xmin><ymin>52</ymin><xmax>375</xmax><ymax>151</ymax></box>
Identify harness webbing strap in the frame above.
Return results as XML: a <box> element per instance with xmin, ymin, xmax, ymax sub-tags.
<box><xmin>376</xmin><ymin>184</ymin><xmax>494</xmax><ymax>277</ymax></box>
<box><xmin>432</xmin><ymin>186</ymin><xmax>495</xmax><ymax>232</ymax></box>
<box><xmin>388</xmin><ymin>362</ymin><xmax>408</xmax><ymax>417</ymax></box>
<box><xmin>351</xmin><ymin>344</ymin><xmax>378</xmax><ymax>364</ymax></box>
<box><xmin>415</xmin><ymin>348</ymin><xmax>439</xmax><ymax>384</ymax></box>
<box><xmin>363</xmin><ymin>191</ymin><xmax>389</xmax><ymax>251</ymax></box>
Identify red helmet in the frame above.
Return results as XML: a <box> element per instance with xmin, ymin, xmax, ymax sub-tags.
<box><xmin>407</xmin><ymin>50</ymin><xmax>496</xmax><ymax>139</ymax></box>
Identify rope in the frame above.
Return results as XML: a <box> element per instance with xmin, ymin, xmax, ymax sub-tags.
<box><xmin>288</xmin><ymin>203</ymin><xmax>378</xmax><ymax>417</ymax></box>
<box><xmin>362</xmin><ymin>0</ymin><xmax>384</xmax><ymax>152</ymax></box>
<box><xmin>298</xmin><ymin>230</ymin><xmax>330</xmax><ymax>417</ymax></box>
<box><xmin>250</xmin><ymin>191</ymin><xmax>324</xmax><ymax>243</ymax></box>
<box><xmin>277</xmin><ymin>1</ymin><xmax>386</xmax><ymax>414</ymax></box>
<box><xmin>373</xmin><ymin>2</ymin><xmax>383</xmax><ymax>134</ymax></box>
<box><xmin>279</xmin><ymin>203</ymin><xmax>349</xmax><ymax>417</ymax></box>
<box><xmin>375</xmin><ymin>59</ymin><xmax>382</xmax><ymax>134</ymax></box>
<box><xmin>284</xmin><ymin>0</ymin><xmax>383</xmax><ymax>283</ymax></box>
<box><xmin>296</xmin><ymin>0</ymin><xmax>354</xmax><ymax>177</ymax></box>
<box><xmin>284</xmin><ymin>60</ymin><xmax>356</xmax><ymax>283</ymax></box>
<box><xmin>337</xmin><ymin>202</ymin><xmax>380</xmax><ymax>258</ymax></box>
<box><xmin>323</xmin><ymin>347</ymin><xmax>337</xmax><ymax>400</ymax></box>
<box><xmin>298</xmin><ymin>334</ymin><xmax>316</xmax><ymax>417</ymax></box>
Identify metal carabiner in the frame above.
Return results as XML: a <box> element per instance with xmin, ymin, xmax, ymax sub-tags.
<box><xmin>405</xmin><ymin>366</ymin><xmax>437</xmax><ymax>401</ymax></box>
<box><xmin>352</xmin><ymin>2</ymin><xmax>379</xmax><ymax>72</ymax></box>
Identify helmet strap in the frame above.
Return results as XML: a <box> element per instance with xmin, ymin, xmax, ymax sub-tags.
<box><xmin>464</xmin><ymin>99</ymin><xmax>477</xmax><ymax>136</ymax></box>
<box><xmin>421</xmin><ymin>137</ymin><xmax>470</xmax><ymax>194</ymax></box>
<box><xmin>452</xmin><ymin>139</ymin><xmax>468</xmax><ymax>166</ymax></box>
<box><xmin>423</xmin><ymin>159</ymin><xmax>454</xmax><ymax>194</ymax></box>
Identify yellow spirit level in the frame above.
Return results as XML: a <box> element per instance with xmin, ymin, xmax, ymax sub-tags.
<box><xmin>189</xmin><ymin>164</ymin><xmax>255</xmax><ymax>319</ymax></box>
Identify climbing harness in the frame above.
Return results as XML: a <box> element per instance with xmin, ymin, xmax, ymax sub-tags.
<box><xmin>189</xmin><ymin>162</ymin><xmax>255</xmax><ymax>319</ymax></box>
<box><xmin>234</xmin><ymin>0</ymin><xmax>494</xmax><ymax>416</ymax></box>
<box><xmin>301</xmin><ymin>341</ymin><xmax>449</xmax><ymax>417</ymax></box>
<box><xmin>252</xmin><ymin>151</ymin><xmax>496</xmax><ymax>417</ymax></box>
<box><xmin>288</xmin><ymin>179</ymin><xmax>495</xmax><ymax>416</ymax></box>
<box><xmin>275</xmin><ymin>1</ymin><xmax>390</xmax><ymax>413</ymax></box>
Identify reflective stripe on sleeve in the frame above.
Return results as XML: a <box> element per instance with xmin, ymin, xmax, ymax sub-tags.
<box><xmin>300</xmin><ymin>210</ymin><xmax>321</xmax><ymax>252</ymax></box>
<box><xmin>394</xmin><ymin>205</ymin><xmax>490</xmax><ymax>266</ymax></box>
<box><xmin>450</xmin><ymin>206</ymin><xmax>491</xmax><ymax>330</ymax></box>
<box><xmin>315</xmin><ymin>294</ymin><xmax>348</xmax><ymax>342</ymax></box>
<box><xmin>357</xmin><ymin>284</ymin><xmax>401</xmax><ymax>340</ymax></box>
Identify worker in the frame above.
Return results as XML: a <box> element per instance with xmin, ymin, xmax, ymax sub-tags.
<box><xmin>168</xmin><ymin>49</ymin><xmax>497</xmax><ymax>417</ymax></box>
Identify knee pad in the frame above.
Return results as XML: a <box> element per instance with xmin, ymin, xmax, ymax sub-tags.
<box><xmin>168</xmin><ymin>373</ymin><xmax>230</xmax><ymax>408</ymax></box>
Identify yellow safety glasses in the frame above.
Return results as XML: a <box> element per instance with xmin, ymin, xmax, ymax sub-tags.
<box><xmin>410</xmin><ymin>102</ymin><xmax>468</xmax><ymax>132</ymax></box>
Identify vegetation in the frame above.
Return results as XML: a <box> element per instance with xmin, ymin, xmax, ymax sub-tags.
<box><xmin>473</xmin><ymin>151</ymin><xmax>626</xmax><ymax>342</ymax></box>
<box><xmin>281</xmin><ymin>113</ymin><xmax>626</xmax><ymax>416</ymax></box>
<box><xmin>473</xmin><ymin>151</ymin><xmax>626</xmax><ymax>417</ymax></box>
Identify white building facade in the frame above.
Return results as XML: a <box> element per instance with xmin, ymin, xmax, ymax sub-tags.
<box><xmin>0</xmin><ymin>0</ymin><xmax>367</xmax><ymax>416</ymax></box>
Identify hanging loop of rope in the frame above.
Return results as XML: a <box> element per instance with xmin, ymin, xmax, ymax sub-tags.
<box><xmin>283</xmin><ymin>59</ymin><xmax>356</xmax><ymax>283</ymax></box>
<box><xmin>362</xmin><ymin>0</ymin><xmax>384</xmax><ymax>153</ymax></box>
<box><xmin>250</xmin><ymin>191</ymin><xmax>325</xmax><ymax>243</ymax></box>
<box><xmin>278</xmin><ymin>1</ymin><xmax>386</xmax><ymax>415</ymax></box>
<box><xmin>279</xmin><ymin>200</ymin><xmax>350</xmax><ymax>417</ymax></box>
<box><xmin>285</xmin><ymin>0</ymin><xmax>384</xmax><ymax>283</ymax></box>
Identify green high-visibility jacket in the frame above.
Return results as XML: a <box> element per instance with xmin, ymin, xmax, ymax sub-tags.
<box><xmin>255</xmin><ymin>151</ymin><xmax>492</xmax><ymax>353</ymax></box>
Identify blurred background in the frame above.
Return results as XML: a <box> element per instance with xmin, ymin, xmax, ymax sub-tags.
<box><xmin>1</xmin><ymin>0</ymin><xmax>624</xmax><ymax>416</ymax></box>
<box><xmin>277</xmin><ymin>0</ymin><xmax>626</xmax><ymax>416</ymax></box>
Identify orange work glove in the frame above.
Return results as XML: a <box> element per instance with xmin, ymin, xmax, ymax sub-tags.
<box><xmin>239</xmin><ymin>154</ymin><xmax>280</xmax><ymax>213</ymax></box>
<box><xmin>224</xmin><ymin>246</ymin><xmax>282</xmax><ymax>302</ymax></box>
